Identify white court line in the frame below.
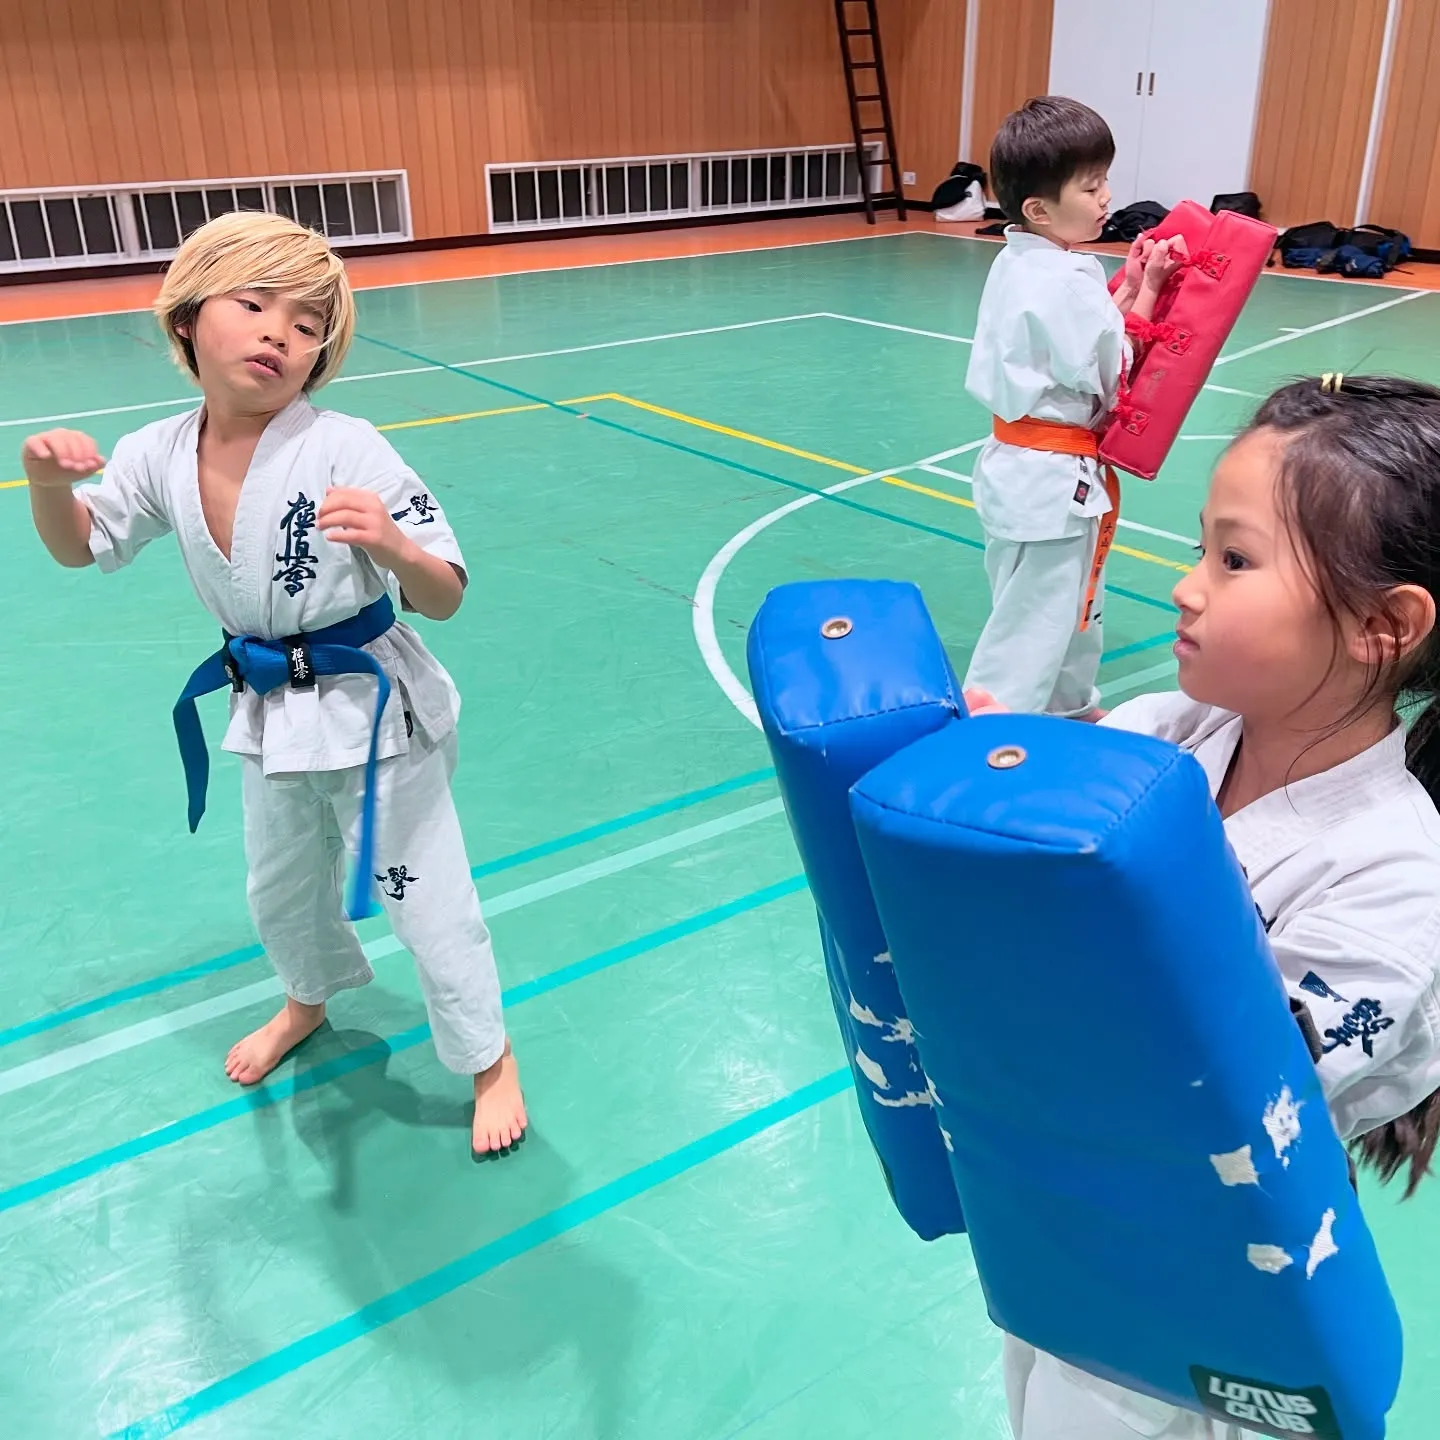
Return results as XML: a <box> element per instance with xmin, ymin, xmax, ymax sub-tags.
<box><xmin>1214</xmin><ymin>288</ymin><xmax>1428</xmax><ymax>366</ymax></box>
<box><xmin>916</xmin><ymin>442</ymin><xmax>986</xmax><ymax>466</ymax></box>
<box><xmin>0</xmin><ymin>312</ymin><xmax>971</xmax><ymax>431</ymax></box>
<box><xmin>335</xmin><ymin>314</ymin><xmax>837</xmax><ymax>388</ymax></box>
<box><xmin>916</xmin><ymin>457</ymin><xmax>1197</xmax><ymax>548</ymax></box>
<box><xmin>1119</xmin><ymin>517</ymin><xmax>1199</xmax><ymax>546</ymax></box>
<box><xmin>0</xmin><ymin>798</ymin><xmax>782</xmax><ymax>1099</ymax></box>
<box><xmin>819</xmin><ymin>313</ymin><xmax>973</xmax><ymax>344</ymax></box>
<box><xmin>8</xmin><ymin>221</ymin><xmax>1419</xmax><ymax>347</ymax></box>
<box><xmin>922</xmin><ymin>228</ymin><xmax>1431</xmax><ymax>343</ymax></box>
<box><xmin>1179</xmin><ymin>435</ymin><xmax>1236</xmax><ymax>442</ymax></box>
<box><xmin>692</xmin><ymin>444</ymin><xmax>1189</xmax><ymax>731</ymax></box>
<box><xmin>1202</xmin><ymin>383</ymin><xmax>1264</xmax><ymax>398</ymax></box>
<box><xmin>1098</xmin><ymin>658</ymin><xmax>1178</xmax><ymax>700</ymax></box>
<box><xmin>11</xmin><ymin>285</ymin><xmax>1411</xmax><ymax>432</ymax></box>
<box><xmin>0</xmin><ymin>395</ymin><xmax>199</xmax><ymax>429</ymax></box>
<box><xmin>0</xmin><ymin>229</ymin><xmax>909</xmax><ymax>329</ymax></box>
<box><xmin>694</xmin><ymin>469</ymin><xmax>896</xmax><ymax>729</ymax></box>
<box><xmin>0</xmin><ymin>314</ymin><xmax>832</xmax><ymax>429</ymax></box>
<box><xmin>917</xmin><ymin>228</ymin><xmax>1418</xmax><ymax>293</ymax></box>
<box><xmin>693</xmin><ymin>442</ymin><xmax>990</xmax><ymax>730</ymax></box>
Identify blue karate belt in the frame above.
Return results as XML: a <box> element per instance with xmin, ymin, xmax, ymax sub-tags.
<box><xmin>173</xmin><ymin>594</ymin><xmax>396</xmax><ymax>921</ymax></box>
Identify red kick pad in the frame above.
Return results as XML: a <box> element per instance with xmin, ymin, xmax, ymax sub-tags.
<box><xmin>1106</xmin><ymin>200</ymin><xmax>1215</xmax><ymax>319</ymax></box>
<box><xmin>1102</xmin><ymin>202</ymin><xmax>1277</xmax><ymax>481</ymax></box>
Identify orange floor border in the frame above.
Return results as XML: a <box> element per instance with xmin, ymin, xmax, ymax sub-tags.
<box><xmin>2</xmin><ymin>210</ymin><xmax>1435</xmax><ymax>327</ymax></box>
<box><xmin>0</xmin><ymin>213</ymin><xmax>918</xmax><ymax>326</ymax></box>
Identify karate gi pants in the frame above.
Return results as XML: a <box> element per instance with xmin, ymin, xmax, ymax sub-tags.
<box><xmin>964</xmin><ymin>520</ymin><xmax>1107</xmax><ymax>717</ymax></box>
<box><xmin>241</xmin><ymin>729</ymin><xmax>505</xmax><ymax>1076</ymax></box>
<box><xmin>1004</xmin><ymin>1338</ymin><xmax>1258</xmax><ymax>1440</ymax></box>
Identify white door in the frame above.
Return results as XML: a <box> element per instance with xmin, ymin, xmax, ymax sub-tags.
<box><xmin>1133</xmin><ymin>0</ymin><xmax>1270</xmax><ymax>208</ymax></box>
<box><xmin>1048</xmin><ymin>0</ymin><xmax>1156</xmax><ymax>207</ymax></box>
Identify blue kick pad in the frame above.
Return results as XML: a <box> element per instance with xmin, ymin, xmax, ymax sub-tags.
<box><xmin>851</xmin><ymin>715</ymin><xmax>1402</xmax><ymax>1440</ymax></box>
<box><xmin>746</xmin><ymin>580</ymin><xmax>965</xmax><ymax>1240</ymax></box>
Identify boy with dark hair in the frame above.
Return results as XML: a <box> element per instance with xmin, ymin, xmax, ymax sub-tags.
<box><xmin>963</xmin><ymin>96</ymin><xmax>1183</xmax><ymax>718</ymax></box>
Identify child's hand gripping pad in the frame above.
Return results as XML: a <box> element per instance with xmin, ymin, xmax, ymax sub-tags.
<box><xmin>1107</xmin><ymin>198</ymin><xmax>1217</xmax><ymax>321</ymax></box>
<box><xmin>1103</xmin><ymin>201</ymin><xmax>1278</xmax><ymax>480</ymax></box>
<box><xmin>746</xmin><ymin>579</ymin><xmax>966</xmax><ymax>1239</ymax></box>
<box><xmin>850</xmin><ymin>716</ymin><xmax>1401</xmax><ymax>1439</ymax></box>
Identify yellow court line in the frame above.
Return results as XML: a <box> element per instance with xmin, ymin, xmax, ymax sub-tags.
<box><xmin>375</xmin><ymin>394</ymin><xmax>614</xmax><ymax>432</ymax></box>
<box><xmin>888</xmin><ymin>474</ymin><xmax>1189</xmax><ymax>572</ymax></box>
<box><xmin>377</xmin><ymin>402</ymin><xmax>547</xmax><ymax>430</ymax></box>
<box><xmin>606</xmin><ymin>395</ymin><xmax>1191</xmax><ymax>575</ymax></box>
<box><xmin>0</xmin><ymin>394</ymin><xmax>616</xmax><ymax>488</ymax></box>
<box><xmin>882</xmin><ymin>473</ymin><xmax>976</xmax><ymax>510</ymax></box>
<box><xmin>1</xmin><ymin>388</ymin><xmax>1194</xmax><ymax>578</ymax></box>
<box><xmin>887</xmin><ymin>477</ymin><xmax>1189</xmax><ymax>572</ymax></box>
<box><xmin>607</xmin><ymin>394</ymin><xmax>868</xmax><ymax>475</ymax></box>
<box><xmin>610</xmin><ymin>393</ymin><xmax>990</xmax><ymax>530</ymax></box>
<box><xmin>1112</xmin><ymin>542</ymin><xmax>1192</xmax><ymax>573</ymax></box>
<box><xmin>3</xmin><ymin>391</ymin><xmax>857</xmax><ymax>486</ymax></box>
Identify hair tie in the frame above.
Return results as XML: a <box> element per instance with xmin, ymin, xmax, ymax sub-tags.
<box><xmin>1321</xmin><ymin>372</ymin><xmax>1345</xmax><ymax>394</ymax></box>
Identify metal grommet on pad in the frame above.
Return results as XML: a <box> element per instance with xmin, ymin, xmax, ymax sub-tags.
<box><xmin>821</xmin><ymin>617</ymin><xmax>853</xmax><ymax>640</ymax></box>
<box><xmin>987</xmin><ymin>745</ymin><xmax>1027</xmax><ymax>770</ymax></box>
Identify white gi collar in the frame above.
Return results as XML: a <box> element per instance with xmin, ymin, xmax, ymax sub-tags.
<box><xmin>1187</xmin><ymin>711</ymin><xmax>1411</xmax><ymax>852</ymax></box>
<box><xmin>1002</xmin><ymin>227</ymin><xmax>1075</xmax><ymax>260</ymax></box>
<box><xmin>192</xmin><ymin>393</ymin><xmax>315</xmax><ymax>461</ymax></box>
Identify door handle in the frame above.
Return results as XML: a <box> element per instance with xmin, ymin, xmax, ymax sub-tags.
<box><xmin>1148</xmin><ymin>72</ymin><xmax>1155</xmax><ymax>96</ymax></box>
<box><xmin>1136</xmin><ymin>71</ymin><xmax>1142</xmax><ymax>95</ymax></box>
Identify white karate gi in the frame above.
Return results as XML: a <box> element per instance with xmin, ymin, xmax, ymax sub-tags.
<box><xmin>81</xmin><ymin>396</ymin><xmax>505</xmax><ymax>1075</ymax></box>
<box><xmin>1004</xmin><ymin>691</ymin><xmax>1440</xmax><ymax>1439</ymax></box>
<box><xmin>963</xmin><ymin>228</ymin><xmax>1130</xmax><ymax>717</ymax></box>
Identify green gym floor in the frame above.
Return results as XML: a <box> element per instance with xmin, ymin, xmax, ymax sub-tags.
<box><xmin>2</xmin><ymin>229</ymin><xmax>1438</xmax><ymax>1439</ymax></box>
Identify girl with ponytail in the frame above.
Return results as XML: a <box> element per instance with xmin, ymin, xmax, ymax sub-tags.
<box><xmin>988</xmin><ymin>373</ymin><xmax>1440</xmax><ymax>1439</ymax></box>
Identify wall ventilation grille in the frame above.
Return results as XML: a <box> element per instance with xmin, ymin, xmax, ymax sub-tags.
<box><xmin>487</xmin><ymin>144</ymin><xmax>882</xmax><ymax>233</ymax></box>
<box><xmin>0</xmin><ymin>171</ymin><xmax>411</xmax><ymax>274</ymax></box>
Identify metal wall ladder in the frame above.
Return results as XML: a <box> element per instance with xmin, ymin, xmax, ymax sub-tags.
<box><xmin>833</xmin><ymin>0</ymin><xmax>907</xmax><ymax>223</ymax></box>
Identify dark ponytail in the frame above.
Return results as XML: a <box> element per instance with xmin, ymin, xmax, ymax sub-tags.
<box><xmin>1352</xmin><ymin>1092</ymin><xmax>1440</xmax><ymax>1197</ymax></box>
<box><xmin>1247</xmin><ymin>376</ymin><xmax>1440</xmax><ymax>1196</ymax></box>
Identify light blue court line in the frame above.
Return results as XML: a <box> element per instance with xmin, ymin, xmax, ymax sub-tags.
<box><xmin>0</xmin><ymin>942</ymin><xmax>269</xmax><ymax>1053</ymax></box>
<box><xmin>470</xmin><ymin>765</ymin><xmax>775</xmax><ymax>879</ymax></box>
<box><xmin>0</xmin><ymin>799</ymin><xmax>786</xmax><ymax>1100</ymax></box>
<box><xmin>109</xmin><ymin>1063</ymin><xmax>849</xmax><ymax>1440</ymax></box>
<box><xmin>356</xmin><ymin>331</ymin><xmax>1172</xmax><ymax>620</ymax></box>
<box><xmin>0</xmin><ymin>765</ymin><xmax>777</xmax><ymax>1053</ymax></box>
<box><xmin>718</xmin><ymin>1282</ymin><xmax>970</xmax><ymax>1440</ymax></box>
<box><xmin>1106</xmin><ymin>582</ymin><xmax>1174</xmax><ymax>615</ymax></box>
<box><xmin>0</xmin><ymin>875</ymin><xmax>809</xmax><ymax>1217</ymax></box>
<box><xmin>1098</xmin><ymin>658</ymin><xmax>1178</xmax><ymax>701</ymax></box>
<box><xmin>357</xmin><ymin>332</ymin><xmax>980</xmax><ymax>548</ymax></box>
<box><xmin>1102</xmin><ymin>631</ymin><xmax>1176</xmax><ymax>663</ymax></box>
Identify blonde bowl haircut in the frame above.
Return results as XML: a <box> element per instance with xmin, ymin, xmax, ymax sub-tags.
<box><xmin>153</xmin><ymin>211</ymin><xmax>357</xmax><ymax>392</ymax></box>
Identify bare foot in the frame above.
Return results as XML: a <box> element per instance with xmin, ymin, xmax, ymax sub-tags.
<box><xmin>472</xmin><ymin>1042</ymin><xmax>527</xmax><ymax>1157</ymax></box>
<box><xmin>225</xmin><ymin>998</ymin><xmax>326</xmax><ymax>1085</ymax></box>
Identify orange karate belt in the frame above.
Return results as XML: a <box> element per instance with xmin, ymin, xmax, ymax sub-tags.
<box><xmin>992</xmin><ymin>415</ymin><xmax>1120</xmax><ymax>632</ymax></box>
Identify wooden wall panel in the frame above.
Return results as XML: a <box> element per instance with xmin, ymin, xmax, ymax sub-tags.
<box><xmin>1369</xmin><ymin>0</ymin><xmax>1440</xmax><ymax>247</ymax></box>
<box><xmin>1247</xmin><ymin>0</ymin><xmax>1388</xmax><ymax>229</ymax></box>
<box><xmin>968</xmin><ymin>0</ymin><xmax>1053</xmax><ymax>174</ymax></box>
<box><xmin>0</xmin><ymin>0</ymin><xmax>968</xmax><ymax>240</ymax></box>
<box><xmin>882</xmin><ymin>0</ymin><xmax>969</xmax><ymax>200</ymax></box>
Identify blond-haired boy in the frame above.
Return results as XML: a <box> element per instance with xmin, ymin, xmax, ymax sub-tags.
<box><xmin>23</xmin><ymin>211</ymin><xmax>526</xmax><ymax>1157</ymax></box>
